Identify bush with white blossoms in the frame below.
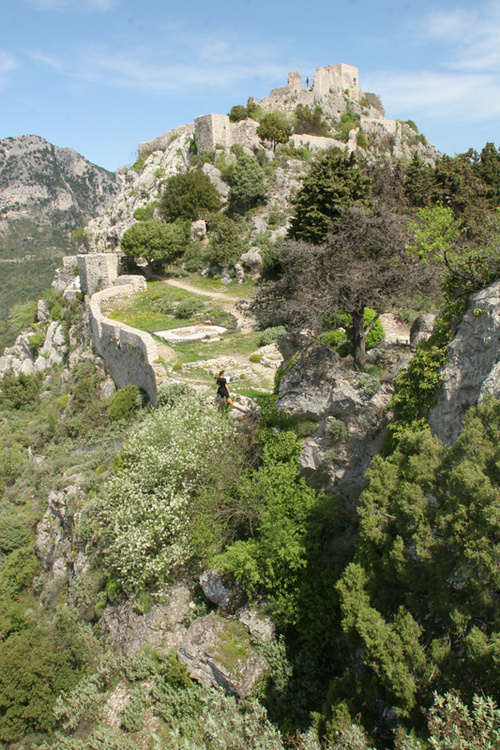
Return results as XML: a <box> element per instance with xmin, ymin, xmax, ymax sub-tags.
<box><xmin>97</xmin><ymin>394</ymin><xmax>237</xmax><ymax>587</ymax></box>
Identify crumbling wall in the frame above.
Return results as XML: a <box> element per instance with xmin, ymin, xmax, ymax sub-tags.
<box><xmin>87</xmin><ymin>279</ymin><xmax>162</xmax><ymax>405</ymax></box>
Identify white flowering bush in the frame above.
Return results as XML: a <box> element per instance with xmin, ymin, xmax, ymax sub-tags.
<box><xmin>97</xmin><ymin>394</ymin><xmax>237</xmax><ymax>587</ymax></box>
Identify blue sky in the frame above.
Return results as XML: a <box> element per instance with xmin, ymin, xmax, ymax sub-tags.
<box><xmin>1</xmin><ymin>0</ymin><xmax>500</xmax><ymax>172</ymax></box>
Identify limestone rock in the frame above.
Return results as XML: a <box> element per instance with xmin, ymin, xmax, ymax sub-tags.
<box><xmin>410</xmin><ymin>313</ymin><xmax>436</xmax><ymax>348</ymax></box>
<box><xmin>199</xmin><ymin>569</ymin><xmax>246</xmax><ymax>612</ymax></box>
<box><xmin>429</xmin><ymin>281</ymin><xmax>500</xmax><ymax>445</ymax></box>
<box><xmin>240</xmin><ymin>248</ymin><xmax>262</xmax><ymax>278</ymax></box>
<box><xmin>100</xmin><ymin>583</ymin><xmax>194</xmax><ymax>655</ymax></box>
<box><xmin>177</xmin><ymin>612</ymin><xmax>268</xmax><ymax>697</ymax></box>
<box><xmin>191</xmin><ymin>219</ymin><xmax>207</xmax><ymax>242</ymax></box>
<box><xmin>202</xmin><ymin>163</ymin><xmax>230</xmax><ymax>201</ymax></box>
<box><xmin>276</xmin><ymin>333</ymin><xmax>399</xmax><ymax>501</ymax></box>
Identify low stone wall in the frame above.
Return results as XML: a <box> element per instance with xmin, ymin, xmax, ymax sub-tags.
<box><xmin>88</xmin><ymin>278</ymin><xmax>164</xmax><ymax>405</ymax></box>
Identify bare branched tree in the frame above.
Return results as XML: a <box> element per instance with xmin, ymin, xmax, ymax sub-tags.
<box><xmin>255</xmin><ymin>205</ymin><xmax>437</xmax><ymax>369</ymax></box>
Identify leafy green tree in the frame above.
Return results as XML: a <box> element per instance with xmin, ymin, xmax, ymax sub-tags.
<box><xmin>228</xmin><ymin>104</ymin><xmax>248</xmax><ymax>122</ymax></box>
<box><xmin>213</xmin><ymin>430</ymin><xmax>320</xmax><ymax>625</ymax></box>
<box><xmin>334</xmin><ymin>397</ymin><xmax>500</xmax><ymax>735</ymax></box>
<box><xmin>228</xmin><ymin>153</ymin><xmax>267</xmax><ymax>213</ymax></box>
<box><xmin>408</xmin><ymin>203</ymin><xmax>500</xmax><ymax>293</ymax></box>
<box><xmin>159</xmin><ymin>169</ymin><xmax>221</xmax><ymax>222</ymax></box>
<box><xmin>293</xmin><ymin>104</ymin><xmax>330</xmax><ymax>136</ymax></box>
<box><xmin>120</xmin><ymin>219</ymin><xmax>189</xmax><ymax>273</ymax></box>
<box><xmin>289</xmin><ymin>151</ymin><xmax>371</xmax><ymax>244</ymax></box>
<box><xmin>208</xmin><ymin>213</ymin><xmax>244</xmax><ymax>265</ymax></box>
<box><xmin>257</xmin><ymin>113</ymin><xmax>292</xmax><ymax>152</ymax></box>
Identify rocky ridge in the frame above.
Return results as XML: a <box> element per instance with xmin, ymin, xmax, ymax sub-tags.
<box><xmin>0</xmin><ymin>135</ymin><xmax>121</xmax><ymax>240</ymax></box>
<box><xmin>83</xmin><ymin>63</ymin><xmax>439</xmax><ymax>258</ymax></box>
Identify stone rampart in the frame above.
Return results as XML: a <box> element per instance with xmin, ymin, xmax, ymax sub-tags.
<box><xmin>138</xmin><ymin>123</ymin><xmax>194</xmax><ymax>158</ymax></box>
<box><xmin>290</xmin><ymin>133</ymin><xmax>346</xmax><ymax>152</ymax></box>
<box><xmin>88</xmin><ymin>278</ymin><xmax>162</xmax><ymax>405</ymax></box>
<box><xmin>77</xmin><ymin>253</ymin><xmax>120</xmax><ymax>296</ymax></box>
<box><xmin>194</xmin><ymin>114</ymin><xmax>259</xmax><ymax>154</ymax></box>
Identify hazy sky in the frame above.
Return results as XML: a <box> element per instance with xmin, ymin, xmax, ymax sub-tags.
<box><xmin>2</xmin><ymin>0</ymin><xmax>500</xmax><ymax>171</ymax></box>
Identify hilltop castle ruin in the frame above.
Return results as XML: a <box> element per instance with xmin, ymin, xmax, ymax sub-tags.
<box><xmin>139</xmin><ymin>63</ymin><xmax>390</xmax><ymax>157</ymax></box>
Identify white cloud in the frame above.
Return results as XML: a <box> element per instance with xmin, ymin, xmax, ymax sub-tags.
<box><xmin>0</xmin><ymin>51</ymin><xmax>18</xmax><ymax>89</ymax></box>
<box><xmin>424</xmin><ymin>2</ymin><xmax>500</xmax><ymax>72</ymax></box>
<box><xmin>26</xmin><ymin>0</ymin><xmax>117</xmax><ymax>11</ymax></box>
<box><xmin>28</xmin><ymin>28</ymin><xmax>288</xmax><ymax>95</ymax></box>
<box><xmin>363</xmin><ymin>1</ymin><xmax>500</xmax><ymax>134</ymax></box>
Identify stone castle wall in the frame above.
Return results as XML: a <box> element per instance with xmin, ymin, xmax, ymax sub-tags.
<box><xmin>77</xmin><ymin>253</ymin><xmax>120</xmax><ymax>296</ymax></box>
<box><xmin>87</xmin><ymin>278</ymin><xmax>163</xmax><ymax>405</ymax></box>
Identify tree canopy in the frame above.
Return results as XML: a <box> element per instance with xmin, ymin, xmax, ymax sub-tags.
<box><xmin>256</xmin><ymin>203</ymin><xmax>435</xmax><ymax>369</ymax></box>
<box><xmin>257</xmin><ymin>113</ymin><xmax>292</xmax><ymax>152</ymax></box>
<box><xmin>120</xmin><ymin>219</ymin><xmax>189</xmax><ymax>272</ymax></box>
<box><xmin>288</xmin><ymin>151</ymin><xmax>371</xmax><ymax>244</ymax></box>
<box><xmin>159</xmin><ymin>169</ymin><xmax>221</xmax><ymax>222</ymax></box>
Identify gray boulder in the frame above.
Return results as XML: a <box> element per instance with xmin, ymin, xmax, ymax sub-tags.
<box><xmin>177</xmin><ymin>612</ymin><xmax>268</xmax><ymax>697</ymax></box>
<box><xmin>199</xmin><ymin>568</ymin><xmax>245</xmax><ymax>612</ymax></box>
<box><xmin>429</xmin><ymin>280</ymin><xmax>500</xmax><ymax>445</ymax></box>
<box><xmin>410</xmin><ymin>313</ymin><xmax>436</xmax><ymax>348</ymax></box>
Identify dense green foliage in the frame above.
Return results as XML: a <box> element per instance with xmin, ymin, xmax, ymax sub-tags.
<box><xmin>289</xmin><ymin>151</ymin><xmax>371</xmax><ymax>244</ymax></box>
<box><xmin>333</xmin><ymin>397</ymin><xmax>500</xmax><ymax>738</ymax></box>
<box><xmin>208</xmin><ymin>213</ymin><xmax>244</xmax><ymax>264</ymax></box>
<box><xmin>228</xmin><ymin>153</ymin><xmax>267</xmax><ymax>213</ymax></box>
<box><xmin>120</xmin><ymin>219</ymin><xmax>189</xmax><ymax>271</ymax></box>
<box><xmin>159</xmin><ymin>170</ymin><xmax>221</xmax><ymax>222</ymax></box>
<box><xmin>293</xmin><ymin>104</ymin><xmax>331</xmax><ymax>137</ymax></box>
<box><xmin>257</xmin><ymin>113</ymin><xmax>292</xmax><ymax>151</ymax></box>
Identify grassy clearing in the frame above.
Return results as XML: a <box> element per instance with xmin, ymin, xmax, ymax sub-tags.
<box><xmin>166</xmin><ymin>273</ymin><xmax>256</xmax><ymax>298</ymax></box>
<box><xmin>169</xmin><ymin>330</ymin><xmax>263</xmax><ymax>365</ymax></box>
<box><xmin>104</xmin><ymin>281</ymin><xmax>210</xmax><ymax>332</ymax></box>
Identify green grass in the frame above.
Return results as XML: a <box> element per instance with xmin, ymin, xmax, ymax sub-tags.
<box><xmin>169</xmin><ymin>330</ymin><xmax>262</xmax><ymax>365</ymax></box>
<box><xmin>104</xmin><ymin>281</ymin><xmax>209</xmax><ymax>332</ymax></box>
<box><xmin>167</xmin><ymin>273</ymin><xmax>256</xmax><ymax>297</ymax></box>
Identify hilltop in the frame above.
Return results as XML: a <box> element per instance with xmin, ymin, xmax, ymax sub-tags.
<box><xmin>0</xmin><ymin>134</ymin><xmax>121</xmax><ymax>349</ymax></box>
<box><xmin>2</xmin><ymin>62</ymin><xmax>500</xmax><ymax>750</ymax></box>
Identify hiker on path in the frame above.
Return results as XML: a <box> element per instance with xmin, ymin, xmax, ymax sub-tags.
<box><xmin>216</xmin><ymin>370</ymin><xmax>230</xmax><ymax>408</ymax></box>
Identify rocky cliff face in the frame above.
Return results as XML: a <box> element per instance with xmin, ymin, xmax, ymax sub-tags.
<box><xmin>0</xmin><ymin>134</ymin><xmax>122</xmax><ymax>251</ymax></box>
<box><xmin>429</xmin><ymin>280</ymin><xmax>500</xmax><ymax>444</ymax></box>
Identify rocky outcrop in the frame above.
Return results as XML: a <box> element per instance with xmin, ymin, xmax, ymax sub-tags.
<box><xmin>35</xmin><ymin>483</ymin><xmax>89</xmax><ymax>581</ymax></box>
<box><xmin>99</xmin><ymin>583</ymin><xmax>195</xmax><ymax>655</ymax></box>
<box><xmin>429</xmin><ymin>281</ymin><xmax>500</xmax><ymax>445</ymax></box>
<box><xmin>84</xmin><ymin>133</ymin><xmax>192</xmax><ymax>253</ymax></box>
<box><xmin>177</xmin><ymin>612</ymin><xmax>268</xmax><ymax>697</ymax></box>
<box><xmin>410</xmin><ymin>313</ymin><xmax>436</xmax><ymax>348</ymax></box>
<box><xmin>0</xmin><ymin>135</ymin><xmax>120</xmax><ymax>234</ymax></box>
<box><xmin>276</xmin><ymin>334</ymin><xmax>410</xmax><ymax>502</ymax></box>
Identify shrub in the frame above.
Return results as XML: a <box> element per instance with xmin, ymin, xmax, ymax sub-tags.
<box><xmin>258</xmin><ymin>326</ymin><xmax>286</xmax><ymax>347</ymax></box>
<box><xmin>250</xmin><ymin>354</ymin><xmax>262</xmax><ymax>363</ymax></box>
<box><xmin>0</xmin><ymin>516</ymin><xmax>30</xmax><ymax>554</ymax></box>
<box><xmin>320</xmin><ymin>329</ymin><xmax>348</xmax><ymax>349</ymax></box>
<box><xmin>228</xmin><ymin>154</ymin><xmax>267</xmax><ymax>213</ymax></box>
<box><xmin>29</xmin><ymin>331</ymin><xmax>46</xmax><ymax>355</ymax></box>
<box><xmin>0</xmin><ymin>372</ymin><xmax>42</xmax><ymax>410</ymax></box>
<box><xmin>133</xmin><ymin>202</ymin><xmax>156</xmax><ymax>221</ymax></box>
<box><xmin>208</xmin><ymin>213</ymin><xmax>244</xmax><ymax>265</ymax></box>
<box><xmin>159</xmin><ymin>170</ymin><xmax>221</xmax><ymax>222</ymax></box>
<box><xmin>97</xmin><ymin>394</ymin><xmax>238</xmax><ymax>586</ymax></box>
<box><xmin>325</xmin><ymin>418</ymin><xmax>348</xmax><ymax>444</ymax></box>
<box><xmin>175</xmin><ymin>297</ymin><xmax>205</xmax><ymax>319</ymax></box>
<box><xmin>108</xmin><ymin>385</ymin><xmax>141</xmax><ymax>423</ymax></box>
<box><xmin>156</xmin><ymin>382</ymin><xmax>194</xmax><ymax>408</ymax></box>
<box><xmin>228</xmin><ymin>104</ymin><xmax>248</xmax><ymax>122</ymax></box>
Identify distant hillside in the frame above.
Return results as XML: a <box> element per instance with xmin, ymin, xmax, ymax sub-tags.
<box><xmin>0</xmin><ymin>135</ymin><xmax>122</xmax><ymax>349</ymax></box>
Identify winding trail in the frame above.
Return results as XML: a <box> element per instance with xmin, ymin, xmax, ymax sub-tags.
<box><xmin>162</xmin><ymin>277</ymin><xmax>256</xmax><ymax>333</ymax></box>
